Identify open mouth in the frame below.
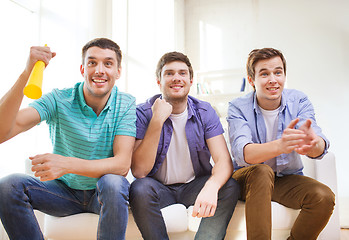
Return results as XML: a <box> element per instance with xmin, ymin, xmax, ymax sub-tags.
<box><xmin>92</xmin><ymin>78</ymin><xmax>107</xmax><ymax>83</ymax></box>
<box><xmin>170</xmin><ymin>85</ymin><xmax>183</xmax><ymax>90</ymax></box>
<box><xmin>267</xmin><ymin>87</ymin><xmax>279</xmax><ymax>91</ymax></box>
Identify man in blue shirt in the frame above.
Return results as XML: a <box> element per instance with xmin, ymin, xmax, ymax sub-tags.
<box><xmin>0</xmin><ymin>38</ymin><xmax>136</xmax><ymax>239</ymax></box>
<box><xmin>130</xmin><ymin>52</ymin><xmax>240</xmax><ymax>240</ymax></box>
<box><xmin>227</xmin><ymin>48</ymin><xmax>335</xmax><ymax>240</ymax></box>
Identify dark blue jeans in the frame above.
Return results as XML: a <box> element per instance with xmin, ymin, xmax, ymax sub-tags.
<box><xmin>0</xmin><ymin>173</ymin><xmax>130</xmax><ymax>240</ymax></box>
<box><xmin>129</xmin><ymin>176</ymin><xmax>240</xmax><ymax>240</ymax></box>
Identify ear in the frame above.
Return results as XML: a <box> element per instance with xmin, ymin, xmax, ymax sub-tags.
<box><xmin>156</xmin><ymin>78</ymin><xmax>161</xmax><ymax>86</ymax></box>
<box><xmin>247</xmin><ymin>76</ymin><xmax>254</xmax><ymax>88</ymax></box>
<box><xmin>116</xmin><ymin>67</ymin><xmax>122</xmax><ymax>79</ymax></box>
<box><xmin>190</xmin><ymin>77</ymin><xmax>193</xmax><ymax>86</ymax></box>
<box><xmin>80</xmin><ymin>65</ymin><xmax>84</xmax><ymax>77</ymax></box>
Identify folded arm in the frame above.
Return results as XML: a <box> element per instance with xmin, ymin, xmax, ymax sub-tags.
<box><xmin>131</xmin><ymin>98</ymin><xmax>172</xmax><ymax>178</ymax></box>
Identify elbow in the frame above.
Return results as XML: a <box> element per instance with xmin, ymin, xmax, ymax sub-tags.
<box><xmin>130</xmin><ymin>168</ymin><xmax>148</xmax><ymax>179</ymax></box>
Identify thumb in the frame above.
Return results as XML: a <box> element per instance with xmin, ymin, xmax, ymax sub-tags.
<box><xmin>287</xmin><ymin>118</ymin><xmax>299</xmax><ymax>129</ymax></box>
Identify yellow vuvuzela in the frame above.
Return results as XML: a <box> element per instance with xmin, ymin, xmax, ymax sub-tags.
<box><xmin>23</xmin><ymin>44</ymin><xmax>47</xmax><ymax>99</ymax></box>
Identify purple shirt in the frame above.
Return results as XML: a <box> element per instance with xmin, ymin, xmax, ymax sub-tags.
<box><xmin>136</xmin><ymin>94</ymin><xmax>224</xmax><ymax>177</ymax></box>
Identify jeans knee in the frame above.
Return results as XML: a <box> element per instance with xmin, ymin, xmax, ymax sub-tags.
<box><xmin>221</xmin><ymin>178</ymin><xmax>240</xmax><ymax>200</ymax></box>
<box><xmin>97</xmin><ymin>174</ymin><xmax>130</xmax><ymax>200</ymax></box>
<box><xmin>0</xmin><ymin>173</ymin><xmax>28</xmax><ymax>195</ymax></box>
<box><xmin>129</xmin><ymin>178</ymin><xmax>157</xmax><ymax>204</ymax></box>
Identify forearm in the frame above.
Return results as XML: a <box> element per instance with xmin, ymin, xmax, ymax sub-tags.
<box><xmin>244</xmin><ymin>140</ymin><xmax>282</xmax><ymax>164</ymax></box>
<box><xmin>67</xmin><ymin>155</ymin><xmax>131</xmax><ymax>178</ymax></box>
<box><xmin>207</xmin><ymin>156</ymin><xmax>233</xmax><ymax>191</ymax></box>
<box><xmin>131</xmin><ymin>118</ymin><xmax>164</xmax><ymax>178</ymax></box>
<box><xmin>0</xmin><ymin>71</ymin><xmax>30</xmax><ymax>142</ymax></box>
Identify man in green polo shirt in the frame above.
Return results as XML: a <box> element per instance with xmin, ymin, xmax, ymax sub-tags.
<box><xmin>0</xmin><ymin>38</ymin><xmax>136</xmax><ymax>240</ymax></box>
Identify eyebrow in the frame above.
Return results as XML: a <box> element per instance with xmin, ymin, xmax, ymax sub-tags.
<box><xmin>258</xmin><ymin>66</ymin><xmax>283</xmax><ymax>73</ymax></box>
<box><xmin>164</xmin><ymin>69</ymin><xmax>189</xmax><ymax>73</ymax></box>
<box><xmin>87</xmin><ymin>56</ymin><xmax>116</xmax><ymax>61</ymax></box>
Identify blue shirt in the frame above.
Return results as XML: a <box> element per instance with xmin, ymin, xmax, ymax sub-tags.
<box><xmin>136</xmin><ymin>94</ymin><xmax>224</xmax><ymax>177</ymax></box>
<box><xmin>30</xmin><ymin>82</ymin><xmax>137</xmax><ymax>190</ymax></box>
<box><xmin>227</xmin><ymin>89</ymin><xmax>329</xmax><ymax>176</ymax></box>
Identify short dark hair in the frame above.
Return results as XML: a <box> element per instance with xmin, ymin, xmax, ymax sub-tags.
<box><xmin>156</xmin><ymin>52</ymin><xmax>193</xmax><ymax>79</ymax></box>
<box><xmin>82</xmin><ymin>38</ymin><xmax>122</xmax><ymax>68</ymax></box>
<box><xmin>246</xmin><ymin>48</ymin><xmax>286</xmax><ymax>80</ymax></box>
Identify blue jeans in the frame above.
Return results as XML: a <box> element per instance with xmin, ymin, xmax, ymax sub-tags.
<box><xmin>0</xmin><ymin>173</ymin><xmax>130</xmax><ymax>240</ymax></box>
<box><xmin>129</xmin><ymin>176</ymin><xmax>240</xmax><ymax>240</ymax></box>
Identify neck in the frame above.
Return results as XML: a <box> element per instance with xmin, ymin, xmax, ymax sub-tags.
<box><xmin>84</xmin><ymin>93</ymin><xmax>110</xmax><ymax>116</ymax></box>
<box><xmin>166</xmin><ymin>97</ymin><xmax>188</xmax><ymax>114</ymax></box>
<box><xmin>257</xmin><ymin>98</ymin><xmax>281</xmax><ymax>110</ymax></box>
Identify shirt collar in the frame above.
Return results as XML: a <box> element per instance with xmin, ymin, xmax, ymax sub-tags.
<box><xmin>77</xmin><ymin>82</ymin><xmax>117</xmax><ymax>112</ymax></box>
<box><xmin>253</xmin><ymin>90</ymin><xmax>286</xmax><ymax>114</ymax></box>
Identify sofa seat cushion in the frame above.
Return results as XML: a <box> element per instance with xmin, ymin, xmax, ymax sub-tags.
<box><xmin>187</xmin><ymin>200</ymin><xmax>300</xmax><ymax>232</ymax></box>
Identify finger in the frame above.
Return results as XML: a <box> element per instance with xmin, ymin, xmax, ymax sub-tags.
<box><xmin>287</xmin><ymin>118</ymin><xmax>299</xmax><ymax>129</ymax></box>
<box><xmin>209</xmin><ymin>205</ymin><xmax>217</xmax><ymax>217</ymax></box>
<box><xmin>192</xmin><ymin>203</ymin><xmax>200</xmax><ymax>217</ymax></box>
<box><xmin>202</xmin><ymin>205</ymin><xmax>212</xmax><ymax>218</ymax></box>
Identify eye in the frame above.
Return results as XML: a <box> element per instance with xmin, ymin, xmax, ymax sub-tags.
<box><xmin>261</xmin><ymin>72</ymin><xmax>268</xmax><ymax>77</ymax></box>
<box><xmin>165</xmin><ymin>72</ymin><xmax>174</xmax><ymax>76</ymax></box>
<box><xmin>275</xmin><ymin>71</ymin><xmax>283</xmax><ymax>75</ymax></box>
<box><xmin>180</xmin><ymin>71</ymin><xmax>188</xmax><ymax>76</ymax></box>
<box><xmin>105</xmin><ymin>61</ymin><xmax>113</xmax><ymax>67</ymax></box>
<box><xmin>87</xmin><ymin>61</ymin><xmax>96</xmax><ymax>66</ymax></box>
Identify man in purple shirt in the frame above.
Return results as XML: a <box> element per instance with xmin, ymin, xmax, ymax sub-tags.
<box><xmin>129</xmin><ymin>52</ymin><xmax>239</xmax><ymax>240</ymax></box>
<box><xmin>227</xmin><ymin>48</ymin><xmax>335</xmax><ymax>240</ymax></box>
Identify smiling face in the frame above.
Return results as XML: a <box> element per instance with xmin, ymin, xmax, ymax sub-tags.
<box><xmin>248</xmin><ymin>56</ymin><xmax>285</xmax><ymax>110</ymax></box>
<box><xmin>157</xmin><ymin>61</ymin><xmax>193</xmax><ymax>103</ymax></box>
<box><xmin>80</xmin><ymin>46</ymin><xmax>121</xmax><ymax>104</ymax></box>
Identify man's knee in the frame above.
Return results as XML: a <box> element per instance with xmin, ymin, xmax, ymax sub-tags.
<box><xmin>308</xmin><ymin>183</ymin><xmax>335</xmax><ymax>211</ymax></box>
<box><xmin>129</xmin><ymin>177</ymin><xmax>159</xmax><ymax>202</ymax></box>
<box><xmin>97</xmin><ymin>174</ymin><xmax>129</xmax><ymax>196</ymax></box>
<box><xmin>220</xmin><ymin>178</ymin><xmax>240</xmax><ymax>199</ymax></box>
<box><xmin>0</xmin><ymin>174</ymin><xmax>30</xmax><ymax>194</ymax></box>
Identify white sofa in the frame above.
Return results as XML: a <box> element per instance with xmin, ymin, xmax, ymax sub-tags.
<box><xmin>0</xmin><ymin>152</ymin><xmax>340</xmax><ymax>240</ymax></box>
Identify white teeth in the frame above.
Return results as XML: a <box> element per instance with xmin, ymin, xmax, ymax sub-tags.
<box><xmin>93</xmin><ymin>79</ymin><xmax>106</xmax><ymax>83</ymax></box>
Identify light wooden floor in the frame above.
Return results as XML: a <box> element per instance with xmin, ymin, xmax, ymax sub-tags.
<box><xmin>341</xmin><ymin>229</ymin><xmax>349</xmax><ymax>240</ymax></box>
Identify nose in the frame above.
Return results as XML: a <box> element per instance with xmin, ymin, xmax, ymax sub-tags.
<box><xmin>95</xmin><ymin>64</ymin><xmax>105</xmax><ymax>75</ymax></box>
<box><xmin>172</xmin><ymin>72</ymin><xmax>182</xmax><ymax>81</ymax></box>
<box><xmin>269</xmin><ymin>74</ymin><xmax>277</xmax><ymax>84</ymax></box>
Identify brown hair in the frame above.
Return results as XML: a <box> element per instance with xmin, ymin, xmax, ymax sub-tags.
<box><xmin>82</xmin><ymin>38</ymin><xmax>122</xmax><ymax>68</ymax></box>
<box><xmin>156</xmin><ymin>52</ymin><xmax>193</xmax><ymax>79</ymax></box>
<box><xmin>246</xmin><ymin>48</ymin><xmax>286</xmax><ymax>80</ymax></box>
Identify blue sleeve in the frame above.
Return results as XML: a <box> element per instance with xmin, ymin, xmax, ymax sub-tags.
<box><xmin>227</xmin><ymin>100</ymin><xmax>254</xmax><ymax>167</ymax></box>
<box><xmin>295</xmin><ymin>93</ymin><xmax>330</xmax><ymax>159</ymax></box>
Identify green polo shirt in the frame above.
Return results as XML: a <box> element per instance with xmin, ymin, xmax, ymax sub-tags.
<box><xmin>29</xmin><ymin>82</ymin><xmax>136</xmax><ymax>190</ymax></box>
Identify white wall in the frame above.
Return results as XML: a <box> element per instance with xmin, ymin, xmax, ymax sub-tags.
<box><xmin>184</xmin><ymin>0</ymin><xmax>349</xmax><ymax>225</ymax></box>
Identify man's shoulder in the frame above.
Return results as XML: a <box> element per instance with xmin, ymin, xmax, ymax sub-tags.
<box><xmin>115</xmin><ymin>89</ymin><xmax>136</xmax><ymax>102</ymax></box>
<box><xmin>283</xmin><ymin>89</ymin><xmax>308</xmax><ymax>102</ymax></box>
<box><xmin>188</xmin><ymin>95</ymin><xmax>214</xmax><ymax>111</ymax></box>
<box><xmin>229</xmin><ymin>91</ymin><xmax>254</xmax><ymax>109</ymax></box>
<box><xmin>136</xmin><ymin>94</ymin><xmax>161</xmax><ymax>111</ymax></box>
